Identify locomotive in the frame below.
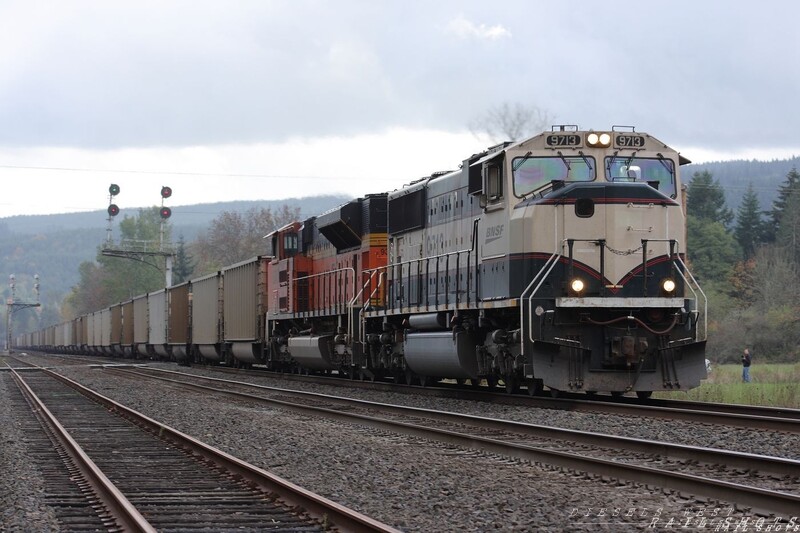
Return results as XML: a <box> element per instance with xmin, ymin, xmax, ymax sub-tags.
<box><xmin>19</xmin><ymin>126</ymin><xmax>707</xmax><ymax>397</ymax></box>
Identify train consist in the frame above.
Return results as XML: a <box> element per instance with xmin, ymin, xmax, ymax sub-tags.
<box><xmin>18</xmin><ymin>126</ymin><xmax>708</xmax><ymax>397</ymax></box>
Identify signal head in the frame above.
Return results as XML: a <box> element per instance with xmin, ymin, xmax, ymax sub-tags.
<box><xmin>160</xmin><ymin>206</ymin><xmax>172</xmax><ymax>219</ymax></box>
<box><xmin>107</xmin><ymin>204</ymin><xmax>120</xmax><ymax>217</ymax></box>
<box><xmin>161</xmin><ymin>186</ymin><xmax>173</xmax><ymax>199</ymax></box>
<box><xmin>109</xmin><ymin>184</ymin><xmax>120</xmax><ymax>196</ymax></box>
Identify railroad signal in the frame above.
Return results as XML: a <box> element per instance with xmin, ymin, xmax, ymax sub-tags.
<box><xmin>109</xmin><ymin>183</ymin><xmax>120</xmax><ymax>196</ymax></box>
<box><xmin>160</xmin><ymin>206</ymin><xmax>172</xmax><ymax>219</ymax></box>
<box><xmin>161</xmin><ymin>186</ymin><xmax>172</xmax><ymax>199</ymax></box>
<box><xmin>108</xmin><ymin>204</ymin><xmax>120</xmax><ymax>217</ymax></box>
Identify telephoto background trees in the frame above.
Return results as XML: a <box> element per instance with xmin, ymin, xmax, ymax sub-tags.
<box><xmin>191</xmin><ymin>205</ymin><xmax>300</xmax><ymax>275</ymax></box>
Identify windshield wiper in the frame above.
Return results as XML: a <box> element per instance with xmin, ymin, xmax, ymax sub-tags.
<box><xmin>606</xmin><ymin>150</ymin><xmax>618</xmax><ymax>177</ymax></box>
<box><xmin>512</xmin><ymin>151</ymin><xmax>533</xmax><ymax>171</ymax></box>
<box><xmin>556</xmin><ymin>151</ymin><xmax>571</xmax><ymax>171</ymax></box>
<box><xmin>578</xmin><ymin>150</ymin><xmax>593</xmax><ymax>172</ymax></box>
<box><xmin>656</xmin><ymin>152</ymin><xmax>673</xmax><ymax>173</ymax></box>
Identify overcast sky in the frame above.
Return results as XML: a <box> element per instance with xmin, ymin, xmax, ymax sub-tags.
<box><xmin>1</xmin><ymin>0</ymin><xmax>798</xmax><ymax>218</ymax></box>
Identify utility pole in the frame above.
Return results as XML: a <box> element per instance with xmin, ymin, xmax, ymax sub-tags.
<box><xmin>5</xmin><ymin>274</ymin><xmax>40</xmax><ymax>354</ymax></box>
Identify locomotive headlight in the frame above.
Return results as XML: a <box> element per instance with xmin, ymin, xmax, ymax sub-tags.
<box><xmin>661</xmin><ymin>278</ymin><xmax>676</xmax><ymax>294</ymax></box>
<box><xmin>570</xmin><ymin>278</ymin><xmax>585</xmax><ymax>294</ymax></box>
<box><xmin>586</xmin><ymin>132</ymin><xmax>612</xmax><ymax>147</ymax></box>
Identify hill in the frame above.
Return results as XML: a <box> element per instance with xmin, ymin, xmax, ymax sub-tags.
<box><xmin>683</xmin><ymin>156</ymin><xmax>800</xmax><ymax>217</ymax></box>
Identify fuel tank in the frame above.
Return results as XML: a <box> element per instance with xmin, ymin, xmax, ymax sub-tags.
<box><xmin>404</xmin><ymin>330</ymin><xmax>478</xmax><ymax>379</ymax></box>
<box><xmin>288</xmin><ymin>335</ymin><xmax>336</xmax><ymax>370</ymax></box>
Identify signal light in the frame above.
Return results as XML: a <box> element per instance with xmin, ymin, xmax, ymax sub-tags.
<box><xmin>161</xmin><ymin>186</ymin><xmax>172</xmax><ymax>199</ymax></box>
<box><xmin>109</xmin><ymin>184</ymin><xmax>120</xmax><ymax>196</ymax></box>
<box><xmin>160</xmin><ymin>206</ymin><xmax>172</xmax><ymax>219</ymax></box>
<box><xmin>108</xmin><ymin>204</ymin><xmax>120</xmax><ymax>217</ymax></box>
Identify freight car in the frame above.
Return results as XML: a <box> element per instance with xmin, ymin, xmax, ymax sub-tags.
<box><xmin>18</xmin><ymin>126</ymin><xmax>707</xmax><ymax>397</ymax></box>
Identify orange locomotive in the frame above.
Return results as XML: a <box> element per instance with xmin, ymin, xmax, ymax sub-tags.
<box><xmin>265</xmin><ymin>195</ymin><xmax>388</xmax><ymax>377</ymax></box>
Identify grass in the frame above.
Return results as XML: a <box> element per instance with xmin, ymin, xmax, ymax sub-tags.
<box><xmin>652</xmin><ymin>362</ymin><xmax>800</xmax><ymax>408</ymax></box>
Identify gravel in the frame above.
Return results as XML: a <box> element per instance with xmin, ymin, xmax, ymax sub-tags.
<box><xmin>3</xmin><ymin>359</ymin><xmax>795</xmax><ymax>531</ymax></box>
<box><xmin>0</xmin><ymin>373</ymin><xmax>62</xmax><ymax>532</ymax></box>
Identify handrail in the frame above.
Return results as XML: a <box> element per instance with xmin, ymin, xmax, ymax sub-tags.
<box><xmin>363</xmin><ymin>219</ymin><xmax>480</xmax><ymax>313</ymax></box>
<box><xmin>642</xmin><ymin>238</ymin><xmax>707</xmax><ymax>342</ymax></box>
<box><xmin>671</xmin><ymin>254</ymin><xmax>708</xmax><ymax>341</ymax></box>
<box><xmin>352</xmin><ymin>269</ymin><xmax>385</xmax><ymax>343</ymax></box>
<box><xmin>521</xmin><ymin>248</ymin><xmax>563</xmax><ymax>347</ymax></box>
<box><xmin>290</xmin><ymin>267</ymin><xmax>356</xmax><ymax>338</ymax></box>
<box><xmin>520</xmin><ymin>237</ymin><xmax>708</xmax><ymax>355</ymax></box>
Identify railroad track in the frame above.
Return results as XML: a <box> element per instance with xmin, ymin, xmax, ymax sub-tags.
<box><xmin>2</xmin><ymin>351</ymin><xmax>125</xmax><ymax>369</ymax></box>
<box><xmin>23</xmin><ymin>354</ymin><xmax>799</xmax><ymax>433</ymax></box>
<box><xmin>110</xmin><ymin>366</ymin><xmax>800</xmax><ymax>516</ymax></box>
<box><xmin>5</xmin><ymin>365</ymin><xmax>398</xmax><ymax>532</ymax></box>
<box><xmin>180</xmin><ymin>363</ymin><xmax>800</xmax><ymax>434</ymax></box>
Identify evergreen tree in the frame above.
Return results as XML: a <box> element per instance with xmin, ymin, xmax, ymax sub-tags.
<box><xmin>767</xmin><ymin>167</ymin><xmax>800</xmax><ymax>242</ymax></box>
<box><xmin>686</xmin><ymin>216</ymin><xmax>741</xmax><ymax>282</ymax></box>
<box><xmin>733</xmin><ymin>182</ymin><xmax>766</xmax><ymax>259</ymax></box>
<box><xmin>686</xmin><ymin>170</ymin><xmax>734</xmax><ymax>227</ymax></box>
<box><xmin>775</xmin><ymin>182</ymin><xmax>800</xmax><ymax>266</ymax></box>
<box><xmin>173</xmin><ymin>235</ymin><xmax>195</xmax><ymax>284</ymax></box>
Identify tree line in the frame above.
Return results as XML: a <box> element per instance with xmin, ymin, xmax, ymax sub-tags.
<box><xmin>687</xmin><ymin>168</ymin><xmax>800</xmax><ymax>362</ymax></box>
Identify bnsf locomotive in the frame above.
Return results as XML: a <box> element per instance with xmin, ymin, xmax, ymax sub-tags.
<box><xmin>19</xmin><ymin>126</ymin><xmax>707</xmax><ymax>397</ymax></box>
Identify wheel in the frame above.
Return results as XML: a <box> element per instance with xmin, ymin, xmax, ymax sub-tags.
<box><xmin>419</xmin><ymin>375</ymin><xmax>429</xmax><ymax>387</ymax></box>
<box><xmin>611</xmin><ymin>391</ymin><xmax>625</xmax><ymax>398</ymax></box>
<box><xmin>549</xmin><ymin>388</ymin><xmax>561</xmax><ymax>398</ymax></box>
<box><xmin>405</xmin><ymin>368</ymin><xmax>416</xmax><ymax>386</ymax></box>
<box><xmin>636</xmin><ymin>390</ymin><xmax>653</xmax><ymax>399</ymax></box>
<box><xmin>485</xmin><ymin>376</ymin><xmax>498</xmax><ymax>389</ymax></box>
<box><xmin>470</xmin><ymin>377</ymin><xmax>483</xmax><ymax>388</ymax></box>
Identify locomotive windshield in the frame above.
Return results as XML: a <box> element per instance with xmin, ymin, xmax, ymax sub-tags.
<box><xmin>605</xmin><ymin>156</ymin><xmax>676</xmax><ymax>198</ymax></box>
<box><xmin>512</xmin><ymin>155</ymin><xmax>595</xmax><ymax>197</ymax></box>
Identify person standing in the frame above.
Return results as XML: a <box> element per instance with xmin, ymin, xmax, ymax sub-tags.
<box><xmin>741</xmin><ymin>348</ymin><xmax>752</xmax><ymax>383</ymax></box>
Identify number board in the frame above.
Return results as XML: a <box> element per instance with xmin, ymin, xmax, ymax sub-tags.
<box><xmin>546</xmin><ymin>134</ymin><xmax>581</xmax><ymax>147</ymax></box>
<box><xmin>615</xmin><ymin>134</ymin><xmax>646</xmax><ymax>148</ymax></box>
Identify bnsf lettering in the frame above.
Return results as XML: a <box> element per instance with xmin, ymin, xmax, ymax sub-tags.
<box><xmin>485</xmin><ymin>224</ymin><xmax>504</xmax><ymax>243</ymax></box>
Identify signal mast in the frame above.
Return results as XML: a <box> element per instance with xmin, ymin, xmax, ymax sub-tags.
<box><xmin>102</xmin><ymin>185</ymin><xmax>176</xmax><ymax>287</ymax></box>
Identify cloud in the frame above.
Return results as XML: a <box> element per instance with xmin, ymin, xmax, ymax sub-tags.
<box><xmin>445</xmin><ymin>15</ymin><xmax>511</xmax><ymax>41</ymax></box>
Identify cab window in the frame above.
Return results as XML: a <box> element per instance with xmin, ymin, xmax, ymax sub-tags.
<box><xmin>283</xmin><ymin>233</ymin><xmax>298</xmax><ymax>257</ymax></box>
<box><xmin>605</xmin><ymin>157</ymin><xmax>676</xmax><ymax>198</ymax></box>
<box><xmin>512</xmin><ymin>156</ymin><xmax>594</xmax><ymax>198</ymax></box>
